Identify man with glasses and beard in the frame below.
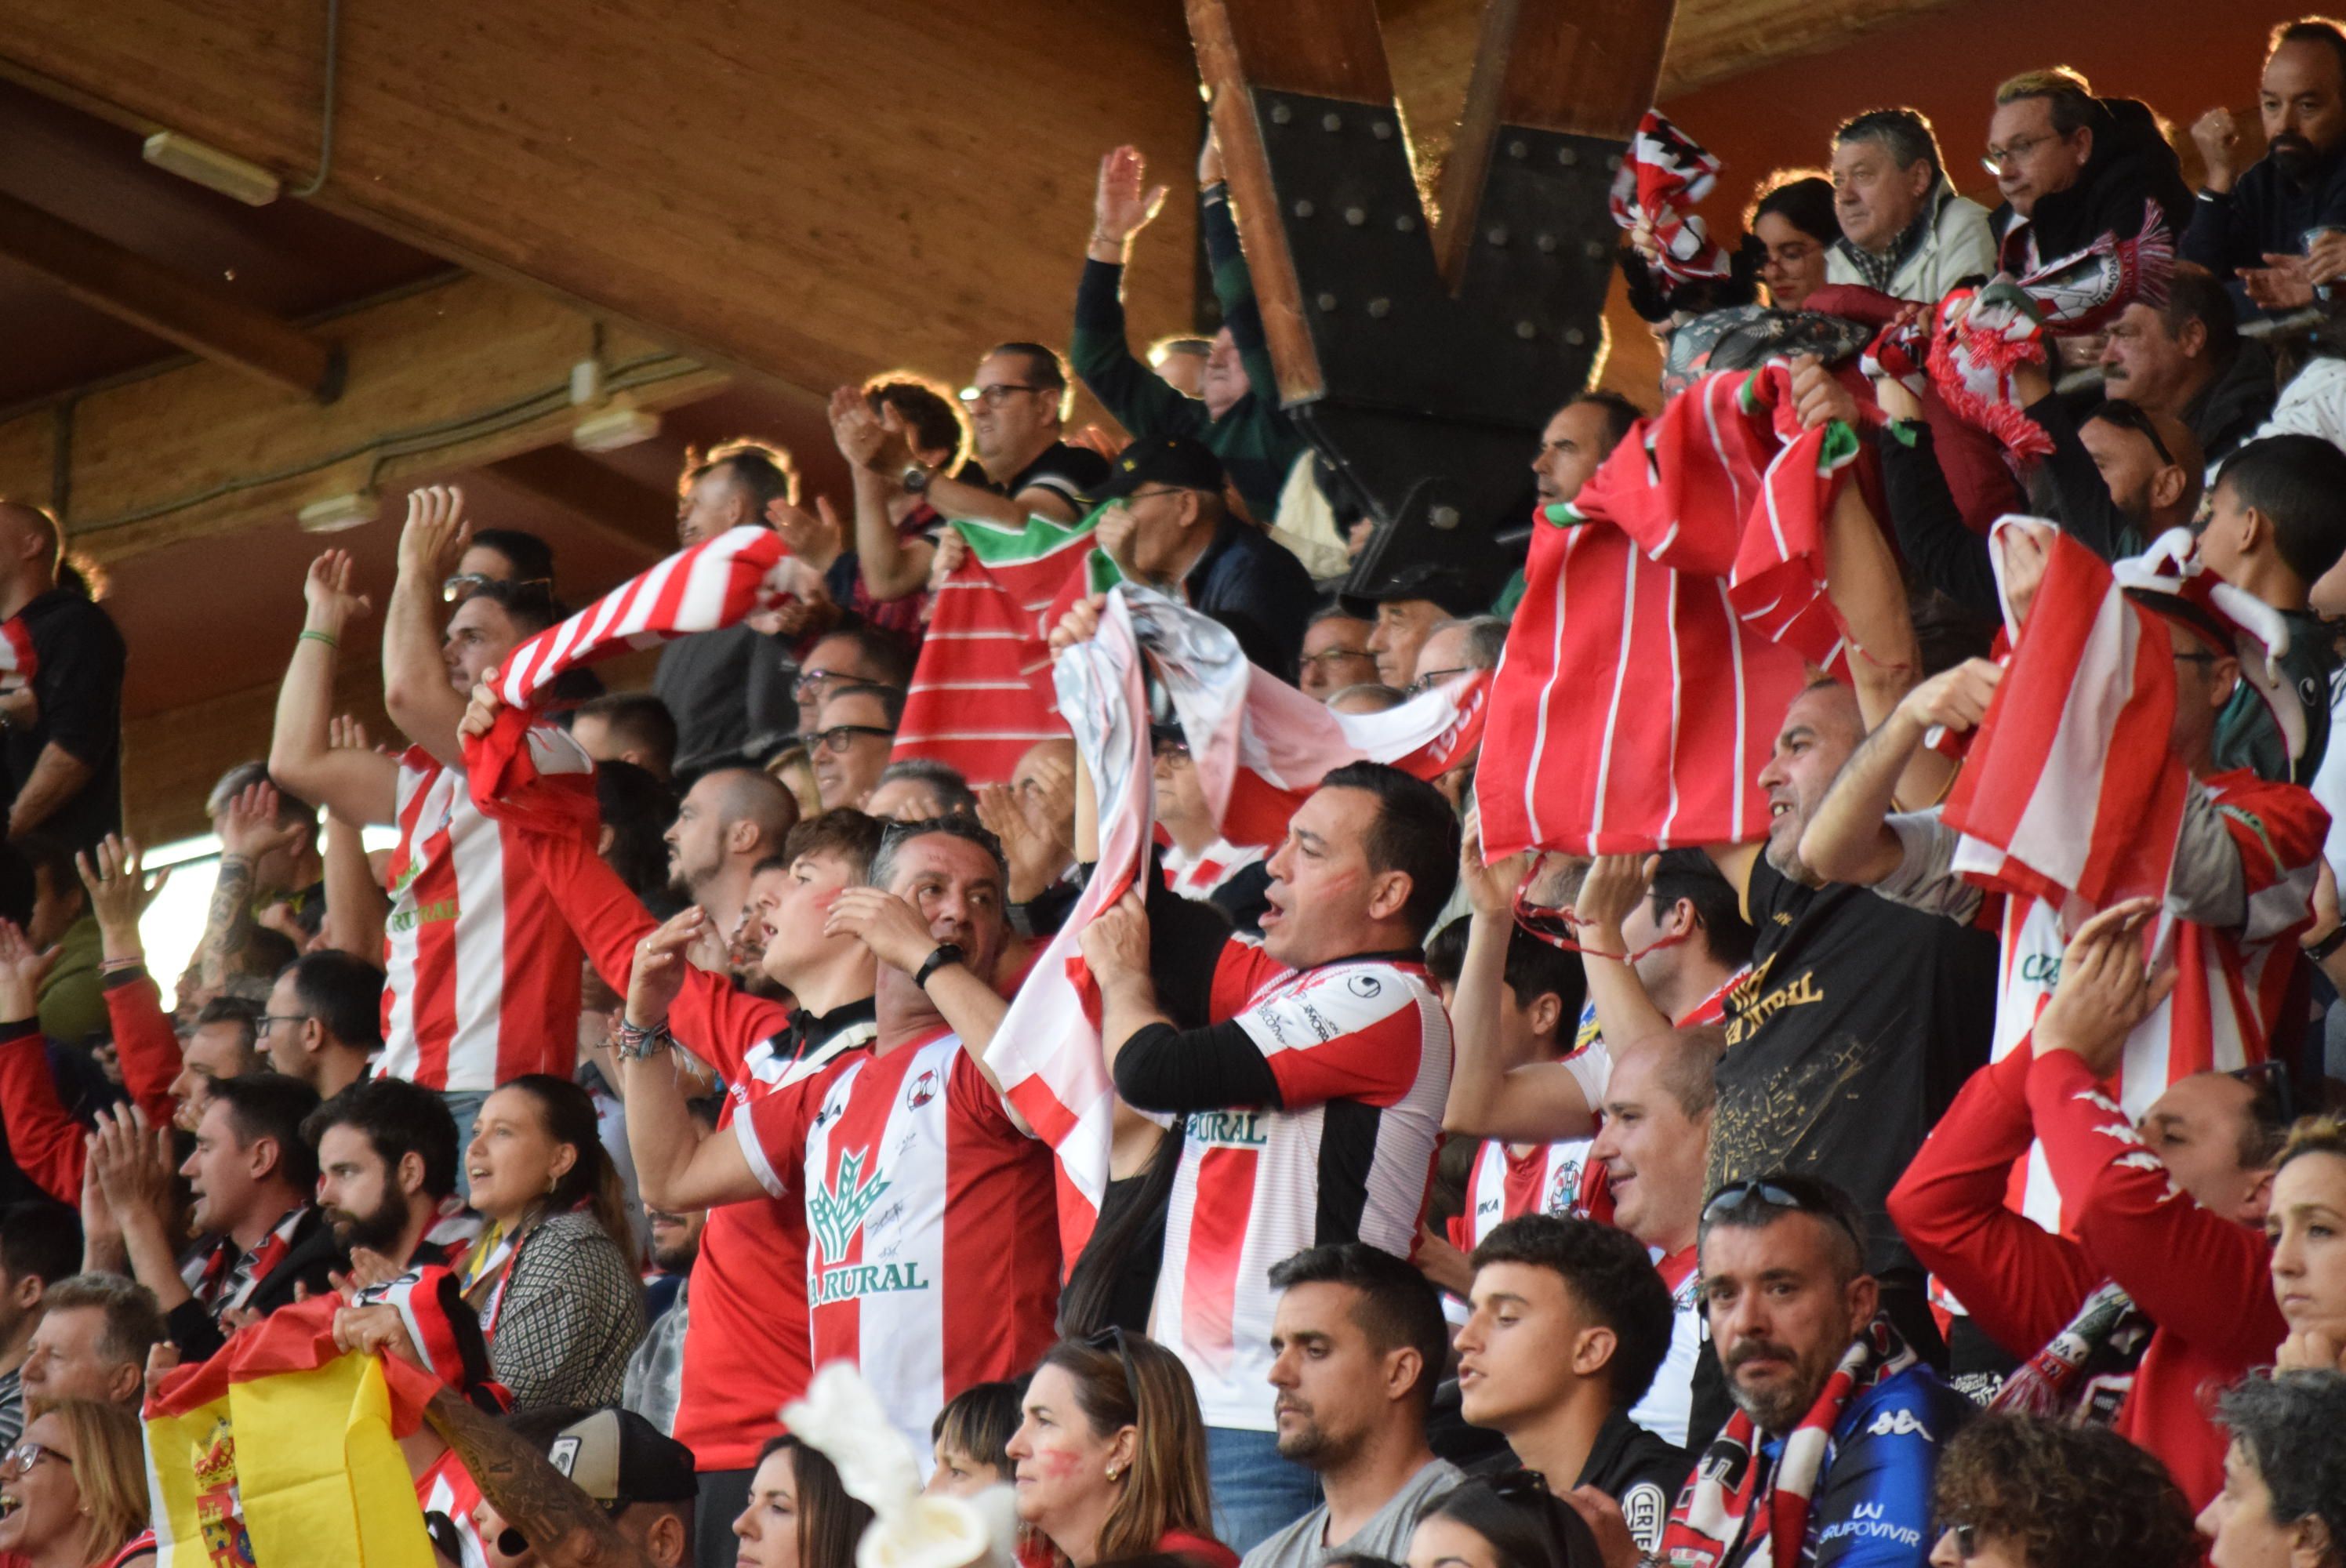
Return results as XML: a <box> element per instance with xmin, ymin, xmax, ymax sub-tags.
<box><xmin>301</xmin><ymin>1076</ymin><xmax>473</xmax><ymax>1275</ymax></box>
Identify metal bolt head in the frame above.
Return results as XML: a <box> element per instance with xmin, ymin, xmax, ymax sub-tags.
<box><xmin>1367</xmin><ymin>298</ymin><xmax>1390</xmax><ymax>318</ymax></box>
<box><xmin>1294</xmin><ymin>198</ymin><xmax>1316</xmax><ymax>218</ymax></box>
<box><xmin>1515</xmin><ymin>321</ymin><xmax>1538</xmax><ymax>340</ymax></box>
<box><xmin>1565</xmin><ymin>327</ymin><xmax>1587</xmax><ymax>347</ymax></box>
<box><xmin>1430</xmin><ymin>505</ymin><xmax>1462</xmax><ymax>531</ymax></box>
<box><xmin>1507</xmin><ymin>140</ymin><xmax>1527</xmax><ymax>158</ymax></box>
<box><xmin>1606</xmin><ymin>152</ymin><xmax>1623</xmax><ymax>172</ymax></box>
<box><xmin>1371</xmin><ymin>120</ymin><xmax>1394</xmax><ymax>140</ymax></box>
<box><xmin>1556</xmin><ymin>146</ymin><xmax>1578</xmax><ymax>166</ymax></box>
<box><xmin>1321</xmin><ymin>112</ymin><xmax>1342</xmax><ymax>132</ymax></box>
<box><xmin>1487</xmin><ymin>225</ymin><xmax>1509</xmax><ymax>246</ymax></box>
<box><xmin>1396</xmin><ymin>214</ymin><xmax>1418</xmax><ymax>233</ymax></box>
<box><xmin>1316</xmin><ymin>292</ymin><xmax>1338</xmax><ymax>311</ymax></box>
<box><xmin>1585</xmin><ymin>239</ymin><xmax>1607</xmax><ymax>260</ymax></box>
<box><xmin>1536</xmin><ymin>233</ymin><xmax>1558</xmax><ymax>253</ymax></box>
<box><xmin>1344</xmin><ymin>206</ymin><xmax>1366</xmax><ymax>226</ymax></box>
<box><xmin>1269</xmin><ymin>102</ymin><xmax>1291</xmax><ymax>125</ymax></box>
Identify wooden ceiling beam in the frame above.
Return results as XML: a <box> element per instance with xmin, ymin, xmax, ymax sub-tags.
<box><xmin>485</xmin><ymin>446</ymin><xmax>677</xmax><ymax>561</ymax></box>
<box><xmin>0</xmin><ymin>273</ymin><xmax>727</xmax><ymax>562</ymax></box>
<box><xmin>0</xmin><ymin>190</ymin><xmax>340</xmax><ymax>401</ymax></box>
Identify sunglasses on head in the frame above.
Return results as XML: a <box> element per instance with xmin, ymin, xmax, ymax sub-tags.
<box><xmin>2090</xmin><ymin>400</ymin><xmax>2177</xmax><ymax>468</ymax></box>
<box><xmin>1701</xmin><ymin>1178</ymin><xmax>1868</xmax><ymax>1257</ymax></box>
<box><xmin>2231</xmin><ymin>1058</ymin><xmax>2296</xmax><ymax>1127</ymax></box>
<box><xmin>1084</xmin><ymin>1324</ymin><xmax>1139</xmax><ymax>1396</ymax></box>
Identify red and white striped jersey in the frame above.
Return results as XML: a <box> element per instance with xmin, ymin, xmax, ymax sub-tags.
<box><xmin>737</xmin><ymin>1029</ymin><xmax>1061</xmax><ymax>1461</ymax></box>
<box><xmin>1155</xmin><ymin>942</ymin><xmax>1451</xmax><ymax>1431</ymax></box>
<box><xmin>379</xmin><ymin>746</ymin><xmax>583</xmax><ymax>1091</ymax></box>
<box><xmin>1457</xmin><ymin>1139</ymin><xmax>1606</xmax><ymax>1247</ymax></box>
<box><xmin>1163</xmin><ymin>838</ymin><xmax>1265</xmax><ymax>902</ymax></box>
<box><xmin>1986</xmin><ymin>771</ymin><xmax>2325</xmax><ymax>1229</ymax></box>
<box><xmin>1630</xmin><ymin>1246</ymin><xmax>1703</xmax><ymax>1446</ymax></box>
<box><xmin>417</xmin><ymin>1450</ymin><xmax>488</xmax><ymax>1568</ymax></box>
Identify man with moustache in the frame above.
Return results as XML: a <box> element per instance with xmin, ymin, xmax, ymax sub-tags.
<box><xmin>2184</xmin><ymin>19</ymin><xmax>2346</xmax><ymax>298</ymax></box>
<box><xmin>303</xmin><ymin>1076</ymin><xmax>474</xmax><ymax>1274</ymax></box>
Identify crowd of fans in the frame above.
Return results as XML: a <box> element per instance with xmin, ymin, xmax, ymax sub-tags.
<box><xmin>4</xmin><ymin>20</ymin><xmax>2346</xmax><ymax>1568</ymax></box>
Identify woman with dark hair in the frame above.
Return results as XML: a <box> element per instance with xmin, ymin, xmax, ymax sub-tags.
<box><xmin>457</xmin><ymin>1073</ymin><xmax>645</xmax><ymax>1410</ymax></box>
<box><xmin>735</xmin><ymin>1435</ymin><xmax>877</xmax><ymax>1568</ymax></box>
<box><xmin>2199</xmin><ymin>1370</ymin><xmax>2346</xmax><ymax>1568</ymax></box>
<box><xmin>2270</xmin><ymin>1116</ymin><xmax>2346</xmax><ymax>1370</ymax></box>
<box><xmin>1744</xmin><ymin>172</ymin><xmax>1838</xmax><ymax>311</ymax></box>
<box><xmin>1405</xmin><ymin>1475</ymin><xmax>1596</xmax><ymax>1568</ymax></box>
<box><xmin>1927</xmin><ymin>1414</ymin><xmax>2197</xmax><ymax>1568</ymax></box>
<box><xmin>1005</xmin><ymin>1334</ymin><xmax>1232</xmax><ymax>1568</ymax></box>
<box><xmin>590</xmin><ymin>759</ymin><xmax>680</xmax><ymax>908</ymax></box>
<box><xmin>930</xmin><ymin>1378</ymin><xmax>1026</xmax><ymax>1496</ymax></box>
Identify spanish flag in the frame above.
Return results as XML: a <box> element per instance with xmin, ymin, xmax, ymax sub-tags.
<box><xmin>143</xmin><ymin>1297</ymin><xmax>441</xmax><ymax>1568</ymax></box>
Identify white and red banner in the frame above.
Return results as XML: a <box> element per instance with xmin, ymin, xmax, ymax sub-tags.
<box><xmin>1136</xmin><ymin>593</ymin><xmax>1487</xmax><ymax>849</ymax></box>
<box><xmin>492</xmin><ymin>524</ymin><xmax>823</xmax><ymax>708</ymax></box>
<box><xmin>982</xmin><ymin>588</ymin><xmax>1153</xmax><ymax>1261</ymax></box>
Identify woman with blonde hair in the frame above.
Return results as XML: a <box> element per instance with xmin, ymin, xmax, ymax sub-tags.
<box><xmin>0</xmin><ymin>1399</ymin><xmax>154</xmax><ymax>1568</ymax></box>
<box><xmin>1006</xmin><ymin>1331</ymin><xmax>1233</xmax><ymax>1568</ymax></box>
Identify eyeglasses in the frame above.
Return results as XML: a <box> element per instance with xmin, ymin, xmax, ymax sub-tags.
<box><xmin>2231</xmin><ymin>1058</ymin><xmax>2297</xmax><ymax>1126</ymax></box>
<box><xmin>1406</xmin><ymin>666</ymin><xmax>1472</xmax><ymax>697</ymax></box>
<box><xmin>2091</xmin><ymin>399</ymin><xmax>2178</xmax><ymax>467</ymax></box>
<box><xmin>1299</xmin><ymin>646</ymin><xmax>1375</xmax><ymax>670</ymax></box>
<box><xmin>791</xmin><ymin>668</ymin><xmax>867</xmax><ymax>700</ymax></box>
<box><xmin>257</xmin><ymin>1013</ymin><xmax>309</xmax><ymax>1033</ymax></box>
<box><xmin>1981</xmin><ymin>132</ymin><xmax>2058</xmax><ymax>174</ymax></box>
<box><xmin>1084</xmin><ymin>1325</ymin><xmax>1140</xmax><ymax>1399</ymax></box>
<box><xmin>441</xmin><ymin>573</ymin><xmax>551</xmax><ymax>604</ymax></box>
<box><xmin>0</xmin><ymin>1442</ymin><xmax>71</xmax><ymax>1478</ymax></box>
<box><xmin>1701</xmin><ymin>1178</ymin><xmax>1868</xmax><ymax>1256</ymax></box>
<box><xmin>797</xmin><ymin>724</ymin><xmax>895</xmax><ymax>755</ymax></box>
<box><xmin>1152</xmin><ymin>739</ymin><xmax>1192</xmax><ymax>764</ymax></box>
<box><xmin>959</xmin><ymin>383</ymin><xmax>1048</xmax><ymax>408</ymax></box>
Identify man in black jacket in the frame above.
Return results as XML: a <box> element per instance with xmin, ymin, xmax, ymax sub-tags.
<box><xmin>2184</xmin><ymin>19</ymin><xmax>2346</xmax><ymax>307</ymax></box>
<box><xmin>1089</xmin><ymin>437</ymin><xmax>1318</xmax><ymax>681</ymax></box>
<box><xmin>1987</xmin><ymin>70</ymin><xmax>2191</xmax><ymax>295</ymax></box>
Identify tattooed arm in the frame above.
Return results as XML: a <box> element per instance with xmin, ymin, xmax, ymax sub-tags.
<box><xmin>423</xmin><ymin>1388</ymin><xmax>655</xmax><ymax>1568</ymax></box>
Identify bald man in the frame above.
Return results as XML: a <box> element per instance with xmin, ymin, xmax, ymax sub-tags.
<box><xmin>663</xmin><ymin>766</ymin><xmax>800</xmax><ymax>941</ymax></box>
<box><xmin>0</xmin><ymin>502</ymin><xmax>124</xmax><ymax>851</ymax></box>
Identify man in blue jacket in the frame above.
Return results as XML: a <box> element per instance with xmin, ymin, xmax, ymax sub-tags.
<box><xmin>1570</xmin><ymin>1174</ymin><xmax>1968</xmax><ymax>1568</ymax></box>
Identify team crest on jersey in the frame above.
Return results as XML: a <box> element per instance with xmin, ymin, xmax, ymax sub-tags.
<box><xmin>906</xmin><ymin>1069</ymin><xmax>940</xmax><ymax>1109</ymax></box>
<box><xmin>1544</xmin><ymin>1156</ymin><xmax>1584</xmax><ymax>1216</ymax></box>
<box><xmin>808</xmin><ymin>1148</ymin><xmax>928</xmax><ymax>1303</ymax></box>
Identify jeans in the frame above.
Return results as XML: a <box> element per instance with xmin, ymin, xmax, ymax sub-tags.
<box><xmin>1205</xmin><ymin>1425</ymin><xmax>1321</xmax><ymax>1556</ymax></box>
<box><xmin>441</xmin><ymin>1090</ymin><xmax>488</xmax><ymax>1200</ymax></box>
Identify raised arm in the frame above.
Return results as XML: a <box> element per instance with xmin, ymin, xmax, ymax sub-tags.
<box><xmin>318</xmin><ymin>717</ymin><xmax>391</xmax><ymax>960</ymax></box>
<box><xmin>382</xmin><ymin>488</ymin><xmax>472</xmax><ymax>769</ymax></box>
<box><xmin>1799</xmin><ymin>661</ymin><xmax>2003</xmax><ymax>885</ymax></box>
<box><xmin>270</xmin><ymin>550</ymin><xmax>399</xmax><ymax>825</ymax></box>
<box><xmin>1443</xmin><ymin>831</ymin><xmax>1597</xmax><ymax>1142</ymax></box>
<box><xmin>830</xmin><ymin>388</ymin><xmax>940</xmax><ymax>601</ymax></box>
<box><xmin>199</xmin><ymin>782</ymin><xmax>302</xmax><ymax>994</ymax></box>
<box><xmin>616</xmin><ymin>909</ymin><xmax>765</xmax><ymax>1211</ymax></box>
<box><xmin>0</xmin><ymin>923</ymin><xmax>85</xmax><ymax>1203</ymax></box>
<box><xmin>1070</xmin><ymin>146</ymin><xmax>1201</xmax><ymax>442</ymax></box>
<box><xmin>75</xmin><ymin>837</ymin><xmax>179</xmax><ymax>1127</ymax></box>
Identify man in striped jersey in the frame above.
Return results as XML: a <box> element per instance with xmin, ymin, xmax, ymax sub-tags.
<box><xmin>609</xmin><ymin>815</ymin><xmax>1059</xmax><ymax>1468</ymax></box>
<box><xmin>269</xmin><ymin>491</ymin><xmax>583</xmax><ymax>1145</ymax></box>
<box><xmin>1077</xmin><ymin>761</ymin><xmax>1458</xmax><ymax>1552</ymax></box>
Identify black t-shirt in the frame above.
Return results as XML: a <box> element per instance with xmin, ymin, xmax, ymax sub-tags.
<box><xmin>1002</xmin><ymin>441</ymin><xmax>1112</xmax><ymax>514</ymax></box>
<box><xmin>1709</xmin><ymin>854</ymin><xmax>1996</xmax><ymax>1275</ymax></box>
<box><xmin>2</xmin><ymin>588</ymin><xmax>125</xmax><ymax>854</ymax></box>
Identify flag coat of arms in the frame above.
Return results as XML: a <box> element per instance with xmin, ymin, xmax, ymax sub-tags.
<box><xmin>144</xmin><ymin>1298</ymin><xmax>444</xmax><ymax>1568</ymax></box>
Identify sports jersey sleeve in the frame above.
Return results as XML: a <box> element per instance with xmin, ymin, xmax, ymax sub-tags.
<box><xmin>104</xmin><ymin>967</ymin><xmax>183</xmax><ymax>1129</ymax></box>
<box><xmin>1873</xmin><ymin>811</ymin><xmax>1986</xmax><ymax>924</ymax></box>
<box><xmin>510</xmin><ymin>817</ymin><xmax>658</xmax><ymax>999</ymax></box>
<box><xmin>946</xmin><ymin>1042</ymin><xmax>1030</xmax><ymax>1141</ymax></box>
<box><xmin>1887</xmin><ymin>1049</ymin><xmax>2097</xmax><ymax>1359</ymax></box>
<box><xmin>667</xmin><ymin>967</ymin><xmax>794</xmax><ymax>1085</ymax></box>
<box><xmin>0</xmin><ymin>1020</ymin><xmax>84</xmax><ymax>1203</ymax></box>
<box><xmin>734</xmin><ymin>1076</ymin><xmax>823</xmax><ymax>1199</ymax></box>
<box><xmin>1242</xmin><ymin>967</ymin><xmax>1429</xmax><ymax>1112</ymax></box>
<box><xmin>1206</xmin><ymin>935</ymin><xmax>1284</xmax><ymax>1022</ymax></box>
<box><xmin>2028</xmin><ymin>1049</ymin><xmax>2287</xmax><ymax>1363</ymax></box>
<box><xmin>1808</xmin><ymin>1380</ymin><xmax>1959</xmax><ymax>1568</ymax></box>
<box><xmin>2195</xmin><ymin>775</ymin><xmax>2329</xmax><ymax>942</ymax></box>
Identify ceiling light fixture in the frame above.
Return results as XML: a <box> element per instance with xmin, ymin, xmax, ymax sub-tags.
<box><xmin>141</xmin><ymin>132</ymin><xmax>282</xmax><ymax>206</ymax></box>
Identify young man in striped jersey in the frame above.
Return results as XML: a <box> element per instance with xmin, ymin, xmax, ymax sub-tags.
<box><xmin>269</xmin><ymin>491</ymin><xmax>582</xmax><ymax>1146</ymax></box>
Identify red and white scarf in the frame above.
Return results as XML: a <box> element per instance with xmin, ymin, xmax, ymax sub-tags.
<box><xmin>183</xmin><ymin>1208</ymin><xmax>307</xmax><ymax>1314</ymax></box>
<box><xmin>1661</xmin><ymin>1317</ymin><xmax>1916</xmax><ymax>1568</ymax></box>
<box><xmin>492</xmin><ymin>524</ymin><xmax>822</xmax><ymax>708</ymax></box>
<box><xmin>1611</xmin><ymin>111</ymin><xmax>1730</xmax><ymax>285</ymax></box>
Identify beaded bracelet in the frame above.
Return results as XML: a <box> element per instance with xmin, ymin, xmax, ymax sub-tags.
<box><xmin>609</xmin><ymin>1017</ymin><xmax>674</xmax><ymax>1062</ymax></box>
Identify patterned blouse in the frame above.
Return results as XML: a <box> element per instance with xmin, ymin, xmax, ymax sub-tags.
<box><xmin>478</xmin><ymin>1209</ymin><xmax>645</xmax><ymax>1411</ymax></box>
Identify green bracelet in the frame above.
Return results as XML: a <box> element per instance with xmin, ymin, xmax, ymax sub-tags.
<box><xmin>298</xmin><ymin>629</ymin><xmax>338</xmax><ymax>651</ymax></box>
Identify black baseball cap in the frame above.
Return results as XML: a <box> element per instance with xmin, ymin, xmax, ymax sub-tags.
<box><xmin>547</xmin><ymin>1409</ymin><xmax>699</xmax><ymax>1508</ymax></box>
<box><xmin>1088</xmin><ymin>436</ymin><xmax>1227</xmax><ymax>503</ymax></box>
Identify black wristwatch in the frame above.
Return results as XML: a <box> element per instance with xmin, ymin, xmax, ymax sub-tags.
<box><xmin>900</xmin><ymin>464</ymin><xmax>931</xmax><ymax>495</ymax></box>
<box><xmin>914</xmin><ymin>943</ymin><xmax>966</xmax><ymax>989</ymax></box>
<box><xmin>2306</xmin><ymin>924</ymin><xmax>2346</xmax><ymax>964</ymax></box>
